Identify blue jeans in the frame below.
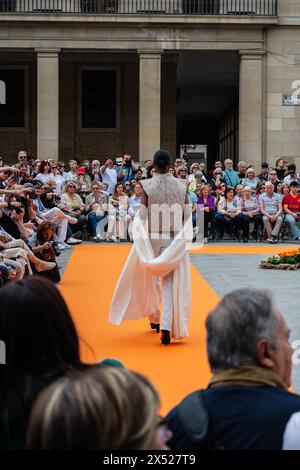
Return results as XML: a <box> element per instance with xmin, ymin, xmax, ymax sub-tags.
<box><xmin>285</xmin><ymin>214</ymin><xmax>300</xmax><ymax>239</ymax></box>
<box><xmin>88</xmin><ymin>214</ymin><xmax>106</xmax><ymax>237</ymax></box>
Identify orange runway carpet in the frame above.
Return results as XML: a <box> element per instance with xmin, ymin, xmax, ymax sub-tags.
<box><xmin>60</xmin><ymin>244</ymin><xmax>292</xmax><ymax>414</ymax></box>
<box><xmin>60</xmin><ymin>245</ymin><xmax>218</xmax><ymax>415</ymax></box>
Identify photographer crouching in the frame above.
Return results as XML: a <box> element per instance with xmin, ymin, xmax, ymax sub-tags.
<box><xmin>28</xmin><ymin>222</ymin><xmax>61</xmax><ymax>284</ymax></box>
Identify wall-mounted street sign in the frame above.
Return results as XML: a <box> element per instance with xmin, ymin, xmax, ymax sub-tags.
<box><xmin>282</xmin><ymin>93</ymin><xmax>300</xmax><ymax>106</ymax></box>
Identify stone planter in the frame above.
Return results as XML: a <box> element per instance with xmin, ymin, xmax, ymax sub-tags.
<box><xmin>260</xmin><ymin>262</ymin><xmax>300</xmax><ymax>270</ymax></box>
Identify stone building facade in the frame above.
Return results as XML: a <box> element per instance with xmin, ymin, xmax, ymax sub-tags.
<box><xmin>0</xmin><ymin>1</ymin><xmax>299</xmax><ymax>170</ymax></box>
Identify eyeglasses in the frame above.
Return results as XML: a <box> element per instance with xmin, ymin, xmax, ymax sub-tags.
<box><xmin>18</xmin><ymin>156</ymin><xmax>27</xmax><ymax>160</ymax></box>
<box><xmin>68</xmin><ymin>185</ymin><xmax>76</xmax><ymax>189</ymax></box>
<box><xmin>270</xmin><ymin>172</ymin><xmax>276</xmax><ymax>175</ymax></box>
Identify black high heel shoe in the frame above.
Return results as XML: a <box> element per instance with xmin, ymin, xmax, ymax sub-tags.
<box><xmin>150</xmin><ymin>322</ymin><xmax>160</xmax><ymax>333</ymax></box>
<box><xmin>160</xmin><ymin>330</ymin><xmax>171</xmax><ymax>345</ymax></box>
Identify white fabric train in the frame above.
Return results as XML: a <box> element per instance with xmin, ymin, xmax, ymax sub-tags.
<box><xmin>109</xmin><ymin>212</ymin><xmax>193</xmax><ymax>339</ymax></box>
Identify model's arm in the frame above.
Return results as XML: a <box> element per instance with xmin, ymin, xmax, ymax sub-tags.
<box><xmin>140</xmin><ymin>187</ymin><xmax>148</xmax><ymax>221</ymax></box>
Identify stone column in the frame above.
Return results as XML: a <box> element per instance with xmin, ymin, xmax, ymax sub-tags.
<box><xmin>239</xmin><ymin>50</ymin><xmax>265</xmax><ymax>170</ymax></box>
<box><xmin>138</xmin><ymin>50</ymin><xmax>162</xmax><ymax>162</ymax></box>
<box><xmin>35</xmin><ymin>48</ymin><xmax>60</xmax><ymax>160</ymax></box>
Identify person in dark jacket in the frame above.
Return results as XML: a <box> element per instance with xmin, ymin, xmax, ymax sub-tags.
<box><xmin>166</xmin><ymin>288</ymin><xmax>300</xmax><ymax>450</ymax></box>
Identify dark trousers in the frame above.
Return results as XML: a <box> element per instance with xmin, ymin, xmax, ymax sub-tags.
<box><xmin>243</xmin><ymin>214</ymin><xmax>263</xmax><ymax>238</ymax></box>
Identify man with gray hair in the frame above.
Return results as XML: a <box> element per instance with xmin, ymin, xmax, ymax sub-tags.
<box><xmin>222</xmin><ymin>158</ymin><xmax>239</xmax><ymax>189</ymax></box>
<box><xmin>259</xmin><ymin>181</ymin><xmax>283</xmax><ymax>243</ymax></box>
<box><xmin>166</xmin><ymin>288</ymin><xmax>300</xmax><ymax>449</ymax></box>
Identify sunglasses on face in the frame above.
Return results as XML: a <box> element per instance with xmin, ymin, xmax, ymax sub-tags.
<box><xmin>19</xmin><ymin>156</ymin><xmax>27</xmax><ymax>160</ymax></box>
<box><xmin>68</xmin><ymin>186</ymin><xmax>76</xmax><ymax>189</ymax></box>
<box><xmin>51</xmin><ymin>167</ymin><xmax>57</xmax><ymax>170</ymax></box>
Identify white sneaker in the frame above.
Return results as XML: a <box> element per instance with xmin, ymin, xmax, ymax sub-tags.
<box><xmin>62</xmin><ymin>242</ymin><xmax>72</xmax><ymax>249</ymax></box>
<box><xmin>66</xmin><ymin>237</ymin><xmax>82</xmax><ymax>245</ymax></box>
<box><xmin>57</xmin><ymin>242</ymin><xmax>66</xmax><ymax>251</ymax></box>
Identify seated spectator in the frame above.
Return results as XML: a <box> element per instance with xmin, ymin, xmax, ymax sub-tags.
<box><xmin>64</xmin><ymin>160</ymin><xmax>78</xmax><ymax>183</ymax></box>
<box><xmin>214</xmin><ymin>160</ymin><xmax>223</xmax><ymax>170</ymax></box>
<box><xmin>27</xmin><ymin>366</ymin><xmax>172</xmax><ymax>450</ymax></box>
<box><xmin>147</xmin><ymin>165</ymin><xmax>156</xmax><ymax>179</ymax></box>
<box><xmin>0</xmin><ymin>226</ymin><xmax>56</xmax><ymax>273</ymax></box>
<box><xmin>50</xmin><ymin>163</ymin><xmax>65</xmax><ymax>195</ymax></box>
<box><xmin>209</xmin><ymin>168</ymin><xmax>226</xmax><ymax>191</ymax></box>
<box><xmin>124</xmin><ymin>180</ymin><xmax>133</xmax><ymax>196</ymax></box>
<box><xmin>168</xmin><ymin>166</ymin><xmax>176</xmax><ymax>177</ymax></box>
<box><xmin>282</xmin><ymin>183</ymin><xmax>290</xmax><ymax>197</ymax></box>
<box><xmin>222</xmin><ymin>159</ymin><xmax>240</xmax><ymax>189</ymax></box>
<box><xmin>274</xmin><ymin>181</ymin><xmax>284</xmax><ymax>202</ymax></box>
<box><xmin>28</xmin><ymin>221</ymin><xmax>61</xmax><ymax>283</ymax></box>
<box><xmin>128</xmin><ymin>183</ymin><xmax>142</xmax><ymax>241</ymax></box>
<box><xmin>268</xmin><ymin>168</ymin><xmax>279</xmax><ymax>185</ymax></box>
<box><xmin>234</xmin><ymin>184</ymin><xmax>244</xmax><ymax>206</ymax></box>
<box><xmin>85</xmin><ymin>182</ymin><xmax>108</xmax><ymax>241</ymax></box>
<box><xmin>166</xmin><ymin>288</ymin><xmax>300</xmax><ymax>450</ymax></box>
<box><xmin>242</xmin><ymin>168</ymin><xmax>260</xmax><ymax>193</ymax></box>
<box><xmin>106</xmin><ymin>183</ymin><xmax>130</xmax><ymax>242</ymax></box>
<box><xmin>283</xmin><ymin>163</ymin><xmax>300</xmax><ymax>186</ymax></box>
<box><xmin>256</xmin><ymin>181</ymin><xmax>266</xmax><ymax>200</ymax></box>
<box><xmin>0</xmin><ymin>206</ymin><xmax>27</xmax><ymax>240</ymax></box>
<box><xmin>76</xmin><ymin>167</ymin><xmax>92</xmax><ymax>203</ymax></box>
<box><xmin>259</xmin><ymin>182</ymin><xmax>283</xmax><ymax>243</ymax></box>
<box><xmin>35</xmin><ymin>160</ymin><xmax>54</xmax><ymax>186</ymax></box>
<box><xmin>257</xmin><ymin>162</ymin><xmax>269</xmax><ymax>182</ymax></box>
<box><xmin>188</xmin><ymin>170</ymin><xmax>206</xmax><ymax>192</ymax></box>
<box><xmin>241</xmin><ymin>186</ymin><xmax>263</xmax><ymax>240</ymax></box>
<box><xmin>0</xmin><ymin>277</ymin><xmax>84</xmax><ymax>449</ymax></box>
<box><xmin>197</xmin><ymin>185</ymin><xmax>215</xmax><ymax>243</ymax></box>
<box><xmin>59</xmin><ymin>182</ymin><xmax>86</xmax><ymax>239</ymax></box>
<box><xmin>32</xmin><ymin>185</ymin><xmax>79</xmax><ymax>247</ymax></box>
<box><xmin>31</xmin><ymin>160</ymin><xmax>41</xmax><ymax>179</ymax></box>
<box><xmin>135</xmin><ymin>168</ymin><xmax>144</xmax><ymax>181</ymax></box>
<box><xmin>199</xmin><ymin>163</ymin><xmax>209</xmax><ymax>182</ymax></box>
<box><xmin>283</xmin><ymin>181</ymin><xmax>300</xmax><ymax>241</ymax></box>
<box><xmin>177</xmin><ymin>166</ymin><xmax>189</xmax><ymax>182</ymax></box>
<box><xmin>18</xmin><ymin>163</ymin><xmax>32</xmax><ymax>185</ymax></box>
<box><xmin>215</xmin><ymin>187</ymin><xmax>244</xmax><ymax>240</ymax></box>
<box><xmin>188</xmin><ymin>163</ymin><xmax>201</xmax><ymax>182</ymax></box>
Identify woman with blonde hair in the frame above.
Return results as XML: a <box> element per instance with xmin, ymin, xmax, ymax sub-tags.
<box><xmin>242</xmin><ymin>168</ymin><xmax>260</xmax><ymax>193</ymax></box>
<box><xmin>64</xmin><ymin>160</ymin><xmax>78</xmax><ymax>183</ymax></box>
<box><xmin>27</xmin><ymin>366</ymin><xmax>172</xmax><ymax>450</ymax></box>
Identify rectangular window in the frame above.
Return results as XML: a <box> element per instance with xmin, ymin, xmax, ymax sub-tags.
<box><xmin>81</xmin><ymin>69</ymin><xmax>117</xmax><ymax>129</ymax></box>
<box><xmin>0</xmin><ymin>69</ymin><xmax>25</xmax><ymax>128</ymax></box>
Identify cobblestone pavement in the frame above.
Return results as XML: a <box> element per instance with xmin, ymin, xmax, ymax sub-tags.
<box><xmin>59</xmin><ymin>242</ymin><xmax>300</xmax><ymax>392</ymax></box>
<box><xmin>191</xmin><ymin>246</ymin><xmax>300</xmax><ymax>393</ymax></box>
